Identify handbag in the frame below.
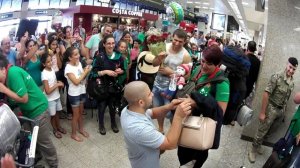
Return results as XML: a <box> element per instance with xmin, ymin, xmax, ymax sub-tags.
<box><xmin>236</xmin><ymin>102</ymin><xmax>253</xmax><ymax>126</ymax></box>
<box><xmin>178</xmin><ymin>115</ymin><xmax>216</xmax><ymax>150</ymax></box>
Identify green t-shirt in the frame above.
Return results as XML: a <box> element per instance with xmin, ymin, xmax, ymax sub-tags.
<box><xmin>138</xmin><ymin>32</ymin><xmax>145</xmax><ymax>43</ymax></box>
<box><xmin>196</xmin><ymin>71</ymin><xmax>230</xmax><ymax>102</ymax></box>
<box><xmin>24</xmin><ymin>58</ymin><xmax>42</xmax><ymax>86</ymax></box>
<box><xmin>7</xmin><ymin>66</ymin><xmax>48</xmax><ymax>119</ymax></box>
<box><xmin>291</xmin><ymin>107</ymin><xmax>300</xmax><ymax>137</ymax></box>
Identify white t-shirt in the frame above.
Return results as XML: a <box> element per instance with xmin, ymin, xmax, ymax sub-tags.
<box><xmin>41</xmin><ymin>68</ymin><xmax>60</xmax><ymax>101</ymax></box>
<box><xmin>64</xmin><ymin>62</ymin><xmax>86</xmax><ymax>96</ymax></box>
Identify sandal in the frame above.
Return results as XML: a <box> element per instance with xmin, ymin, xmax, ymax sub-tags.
<box><xmin>57</xmin><ymin>127</ymin><xmax>67</xmax><ymax>134</ymax></box>
<box><xmin>53</xmin><ymin>130</ymin><xmax>62</xmax><ymax>139</ymax></box>
<box><xmin>71</xmin><ymin>135</ymin><xmax>83</xmax><ymax>142</ymax></box>
<box><xmin>79</xmin><ymin>130</ymin><xmax>89</xmax><ymax>138</ymax></box>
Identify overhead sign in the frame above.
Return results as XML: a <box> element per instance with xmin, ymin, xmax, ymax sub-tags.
<box><xmin>112</xmin><ymin>0</ymin><xmax>165</xmax><ymax>11</ymax></box>
<box><xmin>112</xmin><ymin>8</ymin><xmax>143</xmax><ymax>17</ymax></box>
<box><xmin>0</xmin><ymin>13</ymin><xmax>13</xmax><ymax>19</ymax></box>
<box><xmin>35</xmin><ymin>10</ymin><xmax>48</xmax><ymax>15</ymax></box>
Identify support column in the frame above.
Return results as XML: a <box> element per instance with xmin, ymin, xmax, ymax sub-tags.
<box><xmin>241</xmin><ymin>0</ymin><xmax>300</xmax><ymax>146</ymax></box>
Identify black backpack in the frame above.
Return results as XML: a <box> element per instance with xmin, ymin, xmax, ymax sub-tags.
<box><xmin>222</xmin><ymin>46</ymin><xmax>251</xmax><ymax>125</ymax></box>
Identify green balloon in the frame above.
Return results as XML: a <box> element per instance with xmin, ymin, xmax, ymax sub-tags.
<box><xmin>169</xmin><ymin>2</ymin><xmax>184</xmax><ymax>24</ymax></box>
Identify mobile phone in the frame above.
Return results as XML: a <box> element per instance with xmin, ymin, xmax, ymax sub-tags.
<box><xmin>39</xmin><ymin>45</ymin><xmax>45</xmax><ymax>50</ymax></box>
<box><xmin>41</xmin><ymin>34</ymin><xmax>46</xmax><ymax>44</ymax></box>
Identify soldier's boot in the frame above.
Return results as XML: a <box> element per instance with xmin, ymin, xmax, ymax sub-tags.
<box><xmin>248</xmin><ymin>146</ymin><xmax>257</xmax><ymax>163</ymax></box>
<box><xmin>257</xmin><ymin>146</ymin><xmax>264</xmax><ymax>155</ymax></box>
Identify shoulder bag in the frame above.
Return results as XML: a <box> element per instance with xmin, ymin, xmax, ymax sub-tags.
<box><xmin>178</xmin><ymin>115</ymin><xmax>217</xmax><ymax>150</ymax></box>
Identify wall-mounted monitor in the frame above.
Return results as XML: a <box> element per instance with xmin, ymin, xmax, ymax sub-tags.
<box><xmin>227</xmin><ymin>15</ymin><xmax>239</xmax><ymax>32</ymax></box>
<box><xmin>211</xmin><ymin>13</ymin><xmax>226</xmax><ymax>31</ymax></box>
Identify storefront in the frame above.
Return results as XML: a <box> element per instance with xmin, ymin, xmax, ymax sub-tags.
<box><xmin>62</xmin><ymin>5</ymin><xmax>159</xmax><ymax>33</ymax></box>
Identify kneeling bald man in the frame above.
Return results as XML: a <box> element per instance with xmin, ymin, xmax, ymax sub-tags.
<box><xmin>120</xmin><ymin>81</ymin><xmax>191</xmax><ymax>168</ymax></box>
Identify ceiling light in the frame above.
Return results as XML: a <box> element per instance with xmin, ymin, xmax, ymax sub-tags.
<box><xmin>295</xmin><ymin>6</ymin><xmax>300</xmax><ymax>10</ymax></box>
<box><xmin>202</xmin><ymin>6</ymin><xmax>208</xmax><ymax>9</ymax></box>
<box><xmin>294</xmin><ymin>27</ymin><xmax>300</xmax><ymax>31</ymax></box>
<box><xmin>187</xmin><ymin>1</ymin><xmax>193</xmax><ymax>3</ymax></box>
<box><xmin>242</xmin><ymin>2</ymin><xmax>248</xmax><ymax>5</ymax></box>
<box><xmin>195</xmin><ymin>2</ymin><xmax>201</xmax><ymax>4</ymax></box>
<box><xmin>195</xmin><ymin>6</ymin><xmax>201</xmax><ymax>8</ymax></box>
<box><xmin>210</xmin><ymin>8</ymin><xmax>214</xmax><ymax>10</ymax></box>
<box><xmin>203</xmin><ymin>2</ymin><xmax>210</xmax><ymax>5</ymax></box>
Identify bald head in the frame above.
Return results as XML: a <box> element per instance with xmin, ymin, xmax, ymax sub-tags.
<box><xmin>124</xmin><ymin>81</ymin><xmax>149</xmax><ymax>105</ymax></box>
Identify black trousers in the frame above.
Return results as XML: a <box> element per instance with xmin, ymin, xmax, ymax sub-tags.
<box><xmin>178</xmin><ymin>146</ymin><xmax>209</xmax><ymax>168</ymax></box>
<box><xmin>97</xmin><ymin>99</ymin><xmax>116</xmax><ymax>128</ymax></box>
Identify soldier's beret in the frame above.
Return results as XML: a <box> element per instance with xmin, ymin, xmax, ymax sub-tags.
<box><xmin>288</xmin><ymin>57</ymin><xmax>298</xmax><ymax>67</ymax></box>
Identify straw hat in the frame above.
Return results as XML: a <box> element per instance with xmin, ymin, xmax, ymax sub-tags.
<box><xmin>137</xmin><ymin>51</ymin><xmax>159</xmax><ymax>74</ymax></box>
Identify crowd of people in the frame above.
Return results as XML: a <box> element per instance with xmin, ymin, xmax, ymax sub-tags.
<box><xmin>0</xmin><ymin>22</ymin><xmax>299</xmax><ymax>168</ymax></box>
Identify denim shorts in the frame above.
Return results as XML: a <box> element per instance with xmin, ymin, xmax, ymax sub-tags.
<box><xmin>68</xmin><ymin>94</ymin><xmax>86</xmax><ymax>107</ymax></box>
<box><xmin>48</xmin><ymin>98</ymin><xmax>62</xmax><ymax>116</ymax></box>
<box><xmin>152</xmin><ymin>85</ymin><xmax>173</xmax><ymax>119</ymax></box>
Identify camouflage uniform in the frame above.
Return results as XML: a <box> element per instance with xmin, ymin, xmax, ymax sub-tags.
<box><xmin>253</xmin><ymin>71</ymin><xmax>294</xmax><ymax>148</ymax></box>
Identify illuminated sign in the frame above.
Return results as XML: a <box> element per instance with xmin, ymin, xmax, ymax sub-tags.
<box><xmin>112</xmin><ymin>8</ymin><xmax>142</xmax><ymax>17</ymax></box>
<box><xmin>35</xmin><ymin>10</ymin><xmax>48</xmax><ymax>15</ymax></box>
<box><xmin>0</xmin><ymin>13</ymin><xmax>13</xmax><ymax>19</ymax></box>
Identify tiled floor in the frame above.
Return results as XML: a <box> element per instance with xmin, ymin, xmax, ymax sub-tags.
<box><xmin>48</xmin><ymin>109</ymin><xmax>272</xmax><ymax>168</ymax></box>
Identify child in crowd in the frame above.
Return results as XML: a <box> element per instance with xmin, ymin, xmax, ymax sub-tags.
<box><xmin>129</xmin><ymin>39</ymin><xmax>141</xmax><ymax>82</ymax></box>
<box><xmin>41</xmin><ymin>53</ymin><xmax>66</xmax><ymax>138</ymax></box>
<box><xmin>48</xmin><ymin>36</ymin><xmax>63</xmax><ymax>80</ymax></box>
<box><xmin>117</xmin><ymin>40</ymin><xmax>129</xmax><ymax>85</ymax></box>
<box><xmin>63</xmin><ymin>47</ymin><xmax>91</xmax><ymax>142</ymax></box>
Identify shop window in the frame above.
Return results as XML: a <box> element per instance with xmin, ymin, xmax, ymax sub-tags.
<box><xmin>39</xmin><ymin>0</ymin><xmax>50</xmax><ymax>9</ymax></box>
<box><xmin>94</xmin><ymin>0</ymin><xmax>101</xmax><ymax>6</ymax></box>
<box><xmin>76</xmin><ymin>0</ymin><xmax>85</xmax><ymax>5</ymax></box>
<box><xmin>85</xmin><ymin>0</ymin><xmax>93</xmax><ymax>5</ymax></box>
<box><xmin>0</xmin><ymin>0</ymin><xmax>12</xmax><ymax>13</ymax></box>
<box><xmin>11</xmin><ymin>0</ymin><xmax>22</xmax><ymax>12</ymax></box>
<box><xmin>60</xmin><ymin>0</ymin><xmax>70</xmax><ymax>8</ymax></box>
<box><xmin>113</xmin><ymin>2</ymin><xmax>120</xmax><ymax>8</ymax></box>
<box><xmin>50</xmin><ymin>0</ymin><xmax>60</xmax><ymax>8</ymax></box>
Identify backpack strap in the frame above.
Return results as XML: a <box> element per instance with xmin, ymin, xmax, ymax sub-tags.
<box><xmin>194</xmin><ymin>75</ymin><xmax>227</xmax><ymax>91</ymax></box>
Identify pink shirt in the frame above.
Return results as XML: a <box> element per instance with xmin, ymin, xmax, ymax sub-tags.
<box><xmin>130</xmin><ymin>48</ymin><xmax>139</xmax><ymax>61</ymax></box>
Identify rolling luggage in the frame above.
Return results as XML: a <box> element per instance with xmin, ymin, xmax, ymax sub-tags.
<box><xmin>0</xmin><ymin>103</ymin><xmax>39</xmax><ymax>167</ymax></box>
<box><xmin>236</xmin><ymin>102</ymin><xmax>253</xmax><ymax>126</ymax></box>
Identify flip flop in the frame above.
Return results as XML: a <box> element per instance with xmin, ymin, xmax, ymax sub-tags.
<box><xmin>53</xmin><ymin>131</ymin><xmax>62</xmax><ymax>139</ymax></box>
<box><xmin>57</xmin><ymin>127</ymin><xmax>67</xmax><ymax>134</ymax></box>
<box><xmin>79</xmin><ymin>130</ymin><xmax>89</xmax><ymax>138</ymax></box>
<box><xmin>71</xmin><ymin>135</ymin><xmax>83</xmax><ymax>142</ymax></box>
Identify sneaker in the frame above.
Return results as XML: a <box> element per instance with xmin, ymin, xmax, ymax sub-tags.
<box><xmin>111</xmin><ymin>123</ymin><xmax>119</xmax><ymax>133</ymax></box>
<box><xmin>99</xmin><ymin>126</ymin><xmax>106</xmax><ymax>135</ymax></box>
<box><xmin>248</xmin><ymin>146</ymin><xmax>257</xmax><ymax>163</ymax></box>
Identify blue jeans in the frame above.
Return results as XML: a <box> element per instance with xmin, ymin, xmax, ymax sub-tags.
<box><xmin>152</xmin><ymin>85</ymin><xmax>173</xmax><ymax>119</ymax></box>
